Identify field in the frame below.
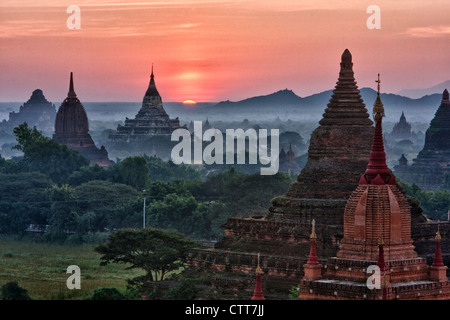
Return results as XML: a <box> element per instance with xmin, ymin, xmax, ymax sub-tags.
<box><xmin>0</xmin><ymin>237</ymin><xmax>145</xmax><ymax>300</ymax></box>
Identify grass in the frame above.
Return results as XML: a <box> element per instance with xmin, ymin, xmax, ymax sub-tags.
<box><xmin>0</xmin><ymin>237</ymin><xmax>145</xmax><ymax>300</ymax></box>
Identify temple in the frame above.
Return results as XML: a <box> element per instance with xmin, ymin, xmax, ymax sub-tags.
<box><xmin>298</xmin><ymin>79</ymin><xmax>450</xmax><ymax>299</ymax></box>
<box><xmin>53</xmin><ymin>73</ymin><xmax>114</xmax><ymax>167</ymax></box>
<box><xmin>0</xmin><ymin>89</ymin><xmax>56</xmax><ymax>133</ymax></box>
<box><xmin>278</xmin><ymin>144</ymin><xmax>300</xmax><ymax>173</ymax></box>
<box><xmin>108</xmin><ymin>66</ymin><xmax>185</xmax><ymax>142</ymax></box>
<box><xmin>187</xmin><ymin>49</ymin><xmax>450</xmax><ymax>299</ymax></box>
<box><xmin>188</xmin><ymin>49</ymin><xmax>378</xmax><ymax>297</ymax></box>
<box><xmin>394</xmin><ymin>89</ymin><xmax>450</xmax><ymax>190</ymax></box>
<box><xmin>387</xmin><ymin>111</ymin><xmax>416</xmax><ymax>141</ymax></box>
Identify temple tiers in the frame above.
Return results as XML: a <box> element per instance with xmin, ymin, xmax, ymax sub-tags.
<box><xmin>0</xmin><ymin>89</ymin><xmax>56</xmax><ymax>133</ymax></box>
<box><xmin>108</xmin><ymin>67</ymin><xmax>185</xmax><ymax>142</ymax></box>
<box><xmin>187</xmin><ymin>50</ymin><xmax>449</xmax><ymax>299</ymax></box>
<box><xmin>188</xmin><ymin>49</ymin><xmax>379</xmax><ymax>297</ymax></box>
<box><xmin>394</xmin><ymin>89</ymin><xmax>450</xmax><ymax>190</ymax></box>
<box><xmin>298</xmin><ymin>79</ymin><xmax>450</xmax><ymax>300</ymax></box>
<box><xmin>53</xmin><ymin>73</ymin><xmax>114</xmax><ymax>167</ymax></box>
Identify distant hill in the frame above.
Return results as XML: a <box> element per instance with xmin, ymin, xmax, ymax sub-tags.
<box><xmin>398</xmin><ymin>80</ymin><xmax>450</xmax><ymax>99</ymax></box>
<box><xmin>211</xmin><ymin>87</ymin><xmax>443</xmax><ymax>122</ymax></box>
<box><xmin>214</xmin><ymin>89</ymin><xmax>303</xmax><ymax>108</ymax></box>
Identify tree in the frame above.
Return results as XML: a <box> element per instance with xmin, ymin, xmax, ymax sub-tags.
<box><xmin>89</xmin><ymin>288</ymin><xmax>125</xmax><ymax>300</ymax></box>
<box><xmin>148</xmin><ymin>193</ymin><xmax>211</xmax><ymax>238</ymax></box>
<box><xmin>0</xmin><ymin>282</ymin><xmax>31</xmax><ymax>300</ymax></box>
<box><xmin>45</xmin><ymin>184</ymin><xmax>78</xmax><ymax>242</ymax></box>
<box><xmin>73</xmin><ymin>180</ymin><xmax>140</xmax><ymax>232</ymax></box>
<box><xmin>0</xmin><ymin>172</ymin><xmax>53</xmax><ymax>234</ymax></box>
<box><xmin>118</xmin><ymin>156</ymin><xmax>150</xmax><ymax>190</ymax></box>
<box><xmin>13</xmin><ymin>123</ymin><xmax>89</xmax><ymax>183</ymax></box>
<box><xmin>95</xmin><ymin>228</ymin><xmax>201</xmax><ymax>290</ymax></box>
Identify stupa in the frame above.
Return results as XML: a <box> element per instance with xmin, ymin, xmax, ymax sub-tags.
<box><xmin>53</xmin><ymin>73</ymin><xmax>114</xmax><ymax>167</ymax></box>
<box><xmin>0</xmin><ymin>89</ymin><xmax>56</xmax><ymax>133</ymax></box>
<box><xmin>108</xmin><ymin>66</ymin><xmax>185</xmax><ymax>142</ymax></box>
<box><xmin>188</xmin><ymin>50</ymin><xmax>449</xmax><ymax>299</ymax></box>
<box><xmin>188</xmin><ymin>49</ymin><xmax>378</xmax><ymax>296</ymax></box>
<box><xmin>394</xmin><ymin>89</ymin><xmax>450</xmax><ymax>190</ymax></box>
<box><xmin>298</xmin><ymin>77</ymin><xmax>450</xmax><ymax>300</ymax></box>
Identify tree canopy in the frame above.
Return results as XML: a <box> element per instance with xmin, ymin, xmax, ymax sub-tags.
<box><xmin>95</xmin><ymin>228</ymin><xmax>201</xmax><ymax>289</ymax></box>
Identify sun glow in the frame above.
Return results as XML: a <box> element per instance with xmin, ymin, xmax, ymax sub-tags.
<box><xmin>183</xmin><ymin>100</ymin><xmax>197</xmax><ymax>104</ymax></box>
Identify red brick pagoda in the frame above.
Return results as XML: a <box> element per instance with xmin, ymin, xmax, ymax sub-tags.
<box><xmin>298</xmin><ymin>76</ymin><xmax>450</xmax><ymax>300</ymax></box>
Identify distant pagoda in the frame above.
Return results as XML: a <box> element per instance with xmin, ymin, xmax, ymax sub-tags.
<box><xmin>53</xmin><ymin>73</ymin><xmax>114</xmax><ymax>167</ymax></box>
<box><xmin>387</xmin><ymin>111</ymin><xmax>416</xmax><ymax>142</ymax></box>
<box><xmin>394</xmin><ymin>89</ymin><xmax>450</xmax><ymax>190</ymax></box>
<box><xmin>108</xmin><ymin>66</ymin><xmax>185</xmax><ymax>142</ymax></box>
<box><xmin>298</xmin><ymin>79</ymin><xmax>450</xmax><ymax>300</ymax></box>
<box><xmin>0</xmin><ymin>89</ymin><xmax>56</xmax><ymax>133</ymax></box>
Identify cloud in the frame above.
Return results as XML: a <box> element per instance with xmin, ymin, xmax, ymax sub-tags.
<box><xmin>404</xmin><ymin>25</ymin><xmax>450</xmax><ymax>38</ymax></box>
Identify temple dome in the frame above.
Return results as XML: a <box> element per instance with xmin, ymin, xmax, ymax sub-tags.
<box><xmin>54</xmin><ymin>72</ymin><xmax>89</xmax><ymax>135</ymax></box>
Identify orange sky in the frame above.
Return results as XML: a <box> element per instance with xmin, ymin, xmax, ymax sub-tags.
<box><xmin>0</xmin><ymin>0</ymin><xmax>449</xmax><ymax>102</ymax></box>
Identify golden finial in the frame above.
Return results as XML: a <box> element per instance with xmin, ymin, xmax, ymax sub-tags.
<box><xmin>256</xmin><ymin>253</ymin><xmax>263</xmax><ymax>274</ymax></box>
<box><xmin>310</xmin><ymin>219</ymin><xmax>317</xmax><ymax>239</ymax></box>
<box><xmin>436</xmin><ymin>224</ymin><xmax>442</xmax><ymax>241</ymax></box>
<box><xmin>378</xmin><ymin>235</ymin><xmax>384</xmax><ymax>245</ymax></box>
<box><xmin>376</xmin><ymin>73</ymin><xmax>381</xmax><ymax>94</ymax></box>
<box><xmin>373</xmin><ymin>73</ymin><xmax>385</xmax><ymax>117</ymax></box>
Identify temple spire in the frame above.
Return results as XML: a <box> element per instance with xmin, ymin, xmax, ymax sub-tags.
<box><xmin>68</xmin><ymin>72</ymin><xmax>77</xmax><ymax>99</ymax></box>
<box><xmin>150</xmin><ymin>64</ymin><xmax>154</xmax><ymax>82</ymax></box>
<box><xmin>432</xmin><ymin>225</ymin><xmax>444</xmax><ymax>267</ymax></box>
<box><xmin>376</xmin><ymin>237</ymin><xmax>386</xmax><ymax>272</ymax></box>
<box><xmin>306</xmin><ymin>219</ymin><xmax>319</xmax><ymax>265</ymax></box>
<box><xmin>251</xmin><ymin>253</ymin><xmax>265</xmax><ymax>300</ymax></box>
<box><xmin>144</xmin><ymin>64</ymin><xmax>161</xmax><ymax>100</ymax></box>
<box><xmin>359</xmin><ymin>74</ymin><xmax>394</xmax><ymax>185</ymax></box>
<box><xmin>443</xmin><ymin>89</ymin><xmax>449</xmax><ymax>103</ymax></box>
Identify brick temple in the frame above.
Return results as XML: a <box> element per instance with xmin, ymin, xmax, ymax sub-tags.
<box><xmin>394</xmin><ymin>89</ymin><xmax>450</xmax><ymax>190</ymax></box>
<box><xmin>0</xmin><ymin>89</ymin><xmax>56</xmax><ymax>133</ymax></box>
<box><xmin>53</xmin><ymin>73</ymin><xmax>114</xmax><ymax>168</ymax></box>
<box><xmin>188</xmin><ymin>49</ymin><xmax>450</xmax><ymax>299</ymax></box>
<box><xmin>298</xmin><ymin>80</ymin><xmax>450</xmax><ymax>300</ymax></box>
<box><xmin>108</xmin><ymin>66</ymin><xmax>185</xmax><ymax>142</ymax></box>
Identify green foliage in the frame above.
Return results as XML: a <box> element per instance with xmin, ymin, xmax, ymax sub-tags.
<box><xmin>164</xmin><ymin>277</ymin><xmax>198</xmax><ymax>300</ymax></box>
<box><xmin>89</xmin><ymin>287</ymin><xmax>125</xmax><ymax>300</ymax></box>
<box><xmin>67</xmin><ymin>164</ymin><xmax>109</xmax><ymax>186</ymax></box>
<box><xmin>0</xmin><ymin>282</ymin><xmax>31</xmax><ymax>300</ymax></box>
<box><xmin>73</xmin><ymin>180</ymin><xmax>140</xmax><ymax>232</ymax></box>
<box><xmin>146</xmin><ymin>155</ymin><xmax>201</xmax><ymax>182</ymax></box>
<box><xmin>12</xmin><ymin>123</ymin><xmax>89</xmax><ymax>183</ymax></box>
<box><xmin>148</xmin><ymin>193</ymin><xmax>212</xmax><ymax>239</ymax></box>
<box><xmin>118</xmin><ymin>156</ymin><xmax>150</xmax><ymax>190</ymax></box>
<box><xmin>0</xmin><ymin>172</ymin><xmax>53</xmax><ymax>234</ymax></box>
<box><xmin>95</xmin><ymin>228</ymin><xmax>202</xmax><ymax>289</ymax></box>
<box><xmin>44</xmin><ymin>184</ymin><xmax>78</xmax><ymax>242</ymax></box>
<box><xmin>397</xmin><ymin>180</ymin><xmax>450</xmax><ymax>220</ymax></box>
<box><xmin>288</xmin><ymin>286</ymin><xmax>299</xmax><ymax>300</ymax></box>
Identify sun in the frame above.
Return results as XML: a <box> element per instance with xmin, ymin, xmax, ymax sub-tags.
<box><xmin>183</xmin><ymin>100</ymin><xmax>197</xmax><ymax>105</ymax></box>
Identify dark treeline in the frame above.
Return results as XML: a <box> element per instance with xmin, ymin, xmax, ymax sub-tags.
<box><xmin>0</xmin><ymin>123</ymin><xmax>294</xmax><ymax>243</ymax></box>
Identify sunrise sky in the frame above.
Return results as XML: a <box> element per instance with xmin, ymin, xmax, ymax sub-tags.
<box><xmin>1</xmin><ymin>0</ymin><xmax>449</xmax><ymax>102</ymax></box>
